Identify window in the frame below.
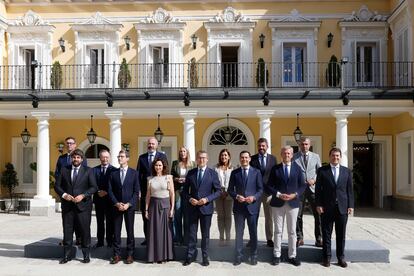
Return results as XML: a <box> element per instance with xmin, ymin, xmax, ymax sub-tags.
<box><xmin>396</xmin><ymin>29</ymin><xmax>410</xmax><ymax>86</ymax></box>
<box><xmin>88</xmin><ymin>48</ymin><xmax>105</xmax><ymax>87</ymax></box>
<box><xmin>283</xmin><ymin>44</ymin><xmax>306</xmax><ymax>85</ymax></box>
<box><xmin>12</xmin><ymin>137</ymin><xmax>37</xmax><ymax>196</ymax></box>
<box><xmin>396</xmin><ymin>130</ymin><xmax>414</xmax><ymax>196</ymax></box>
<box><xmin>152</xmin><ymin>46</ymin><xmax>169</xmax><ymax>86</ymax></box>
<box><xmin>209</xmin><ymin>126</ymin><xmax>248</xmax><ymax>145</ymax></box>
<box><xmin>356</xmin><ymin>42</ymin><xmax>378</xmax><ymax>84</ymax></box>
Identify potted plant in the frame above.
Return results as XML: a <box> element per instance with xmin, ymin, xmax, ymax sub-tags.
<box><xmin>50</xmin><ymin>61</ymin><xmax>63</xmax><ymax>89</ymax></box>
<box><xmin>190</xmin><ymin>57</ymin><xmax>198</xmax><ymax>88</ymax></box>
<box><xmin>1</xmin><ymin>163</ymin><xmax>19</xmax><ymax>211</ymax></box>
<box><xmin>326</xmin><ymin>55</ymin><xmax>341</xmax><ymax>87</ymax></box>
<box><xmin>118</xmin><ymin>58</ymin><xmax>131</xmax><ymax>89</ymax></box>
<box><xmin>256</xmin><ymin>58</ymin><xmax>269</xmax><ymax>88</ymax></box>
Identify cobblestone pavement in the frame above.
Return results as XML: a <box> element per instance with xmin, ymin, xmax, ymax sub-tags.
<box><xmin>0</xmin><ymin>208</ymin><xmax>413</xmax><ymax>276</ymax></box>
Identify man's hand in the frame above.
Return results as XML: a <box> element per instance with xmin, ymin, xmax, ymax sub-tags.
<box><xmin>97</xmin><ymin>190</ymin><xmax>107</xmax><ymax>197</ymax></box>
<box><xmin>115</xmin><ymin>202</ymin><xmax>124</xmax><ymax>211</ymax></box>
<box><xmin>198</xmin><ymin>198</ymin><xmax>208</xmax><ymax>206</ymax></box>
<box><xmin>73</xmin><ymin>194</ymin><xmax>85</xmax><ymax>203</ymax></box>
<box><xmin>316</xmin><ymin>206</ymin><xmax>324</xmax><ymax>214</ymax></box>
<box><xmin>245</xmin><ymin>196</ymin><xmax>255</xmax><ymax>204</ymax></box>
<box><xmin>236</xmin><ymin>195</ymin><xmax>246</xmax><ymax>203</ymax></box>
<box><xmin>63</xmin><ymin>194</ymin><xmax>74</xmax><ymax>202</ymax></box>
<box><xmin>122</xmin><ymin>203</ymin><xmax>130</xmax><ymax>211</ymax></box>
<box><xmin>348</xmin><ymin>208</ymin><xmax>354</xmax><ymax>215</ymax></box>
<box><xmin>189</xmin><ymin>198</ymin><xmax>199</xmax><ymax>206</ymax></box>
<box><xmin>307</xmin><ymin>179</ymin><xmax>316</xmax><ymax>186</ymax></box>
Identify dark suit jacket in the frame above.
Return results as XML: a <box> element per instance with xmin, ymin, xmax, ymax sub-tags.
<box><xmin>54</xmin><ymin>165</ymin><xmax>97</xmax><ymax>212</ymax></box>
<box><xmin>315</xmin><ymin>165</ymin><xmax>354</xmax><ymax>215</ymax></box>
<box><xmin>55</xmin><ymin>153</ymin><xmax>87</xmax><ymax>179</ymax></box>
<box><xmin>228</xmin><ymin>167</ymin><xmax>263</xmax><ymax>215</ymax></box>
<box><xmin>250</xmin><ymin>153</ymin><xmax>277</xmax><ymax>186</ymax></box>
<box><xmin>171</xmin><ymin>160</ymin><xmax>196</xmax><ymax>190</ymax></box>
<box><xmin>92</xmin><ymin>165</ymin><xmax>115</xmax><ymax>203</ymax></box>
<box><xmin>266</xmin><ymin>162</ymin><xmax>306</xmax><ymax>208</ymax></box>
<box><xmin>137</xmin><ymin>151</ymin><xmax>168</xmax><ymax>197</ymax></box>
<box><xmin>182</xmin><ymin>167</ymin><xmax>221</xmax><ymax>215</ymax></box>
<box><xmin>108</xmin><ymin>167</ymin><xmax>140</xmax><ymax>208</ymax></box>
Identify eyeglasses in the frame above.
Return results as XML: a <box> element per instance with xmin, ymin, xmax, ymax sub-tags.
<box><xmin>66</xmin><ymin>142</ymin><xmax>75</xmax><ymax>145</ymax></box>
<box><xmin>117</xmin><ymin>155</ymin><xmax>127</xmax><ymax>158</ymax></box>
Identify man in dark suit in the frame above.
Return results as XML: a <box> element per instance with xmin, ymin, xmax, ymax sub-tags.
<box><xmin>55</xmin><ymin>137</ymin><xmax>87</xmax><ymax>245</ymax></box>
<box><xmin>93</xmin><ymin>149</ymin><xmax>115</xmax><ymax>248</ymax></box>
<box><xmin>266</xmin><ymin>146</ymin><xmax>306</xmax><ymax>266</ymax></box>
<box><xmin>228</xmin><ymin>151</ymin><xmax>263</xmax><ymax>266</ymax></box>
<box><xmin>293</xmin><ymin>136</ymin><xmax>322</xmax><ymax>247</ymax></box>
<box><xmin>108</xmin><ymin>150</ymin><xmax>140</xmax><ymax>265</ymax></box>
<box><xmin>54</xmin><ymin>149</ymin><xmax>97</xmax><ymax>264</ymax></box>
<box><xmin>250</xmin><ymin>137</ymin><xmax>277</xmax><ymax>247</ymax></box>
<box><xmin>136</xmin><ymin>137</ymin><xmax>168</xmax><ymax>245</ymax></box>
<box><xmin>316</xmin><ymin>147</ymin><xmax>354</xmax><ymax>268</ymax></box>
<box><xmin>182</xmin><ymin>150</ymin><xmax>221</xmax><ymax>267</ymax></box>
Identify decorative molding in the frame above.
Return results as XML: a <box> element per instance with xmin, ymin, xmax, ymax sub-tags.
<box><xmin>142</xmin><ymin>7</ymin><xmax>181</xmax><ymax>24</ymax></box>
<box><xmin>80</xmin><ymin>12</ymin><xmax>118</xmax><ymax>25</ymax></box>
<box><xmin>343</xmin><ymin>5</ymin><xmax>388</xmax><ymax>22</ymax></box>
<box><xmin>276</xmin><ymin>9</ymin><xmax>315</xmax><ymax>22</ymax></box>
<box><xmin>71</xmin><ymin>12</ymin><xmax>123</xmax><ymax>32</ymax></box>
<box><xmin>209</xmin><ymin>6</ymin><xmax>251</xmax><ymax>23</ymax></box>
<box><xmin>12</xmin><ymin>10</ymin><xmax>49</xmax><ymax>26</ymax></box>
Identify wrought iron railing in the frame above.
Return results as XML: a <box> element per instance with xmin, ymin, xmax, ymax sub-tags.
<box><xmin>0</xmin><ymin>61</ymin><xmax>412</xmax><ymax>91</ymax></box>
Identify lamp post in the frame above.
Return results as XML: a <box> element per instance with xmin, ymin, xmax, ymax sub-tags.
<box><xmin>293</xmin><ymin>113</ymin><xmax>303</xmax><ymax>143</ymax></box>
<box><xmin>259</xmin><ymin>33</ymin><xmax>265</xmax><ymax>48</ymax></box>
<box><xmin>327</xmin><ymin>32</ymin><xmax>334</xmax><ymax>48</ymax></box>
<box><xmin>20</xmin><ymin>115</ymin><xmax>31</xmax><ymax>146</ymax></box>
<box><xmin>366</xmin><ymin>113</ymin><xmax>375</xmax><ymax>143</ymax></box>
<box><xmin>154</xmin><ymin>114</ymin><xmax>164</xmax><ymax>144</ymax></box>
<box><xmin>124</xmin><ymin>35</ymin><xmax>131</xmax><ymax>51</ymax></box>
<box><xmin>58</xmin><ymin>37</ymin><xmax>65</xmax><ymax>52</ymax></box>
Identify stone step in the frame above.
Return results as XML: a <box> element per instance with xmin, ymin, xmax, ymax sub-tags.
<box><xmin>24</xmin><ymin>238</ymin><xmax>389</xmax><ymax>263</ymax></box>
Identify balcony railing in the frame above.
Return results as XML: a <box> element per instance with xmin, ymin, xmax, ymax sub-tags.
<box><xmin>0</xmin><ymin>61</ymin><xmax>413</xmax><ymax>91</ymax></box>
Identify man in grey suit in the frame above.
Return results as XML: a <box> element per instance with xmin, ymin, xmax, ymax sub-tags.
<box><xmin>293</xmin><ymin>136</ymin><xmax>322</xmax><ymax>247</ymax></box>
<box><xmin>250</xmin><ymin>137</ymin><xmax>277</xmax><ymax>247</ymax></box>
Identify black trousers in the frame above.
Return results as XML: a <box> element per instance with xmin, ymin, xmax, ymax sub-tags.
<box><xmin>321</xmin><ymin>206</ymin><xmax>348</xmax><ymax>260</ymax></box>
<box><xmin>95</xmin><ymin>196</ymin><xmax>114</xmax><ymax>246</ymax></box>
<box><xmin>234</xmin><ymin>211</ymin><xmax>258</xmax><ymax>260</ymax></box>
<box><xmin>140</xmin><ymin>197</ymin><xmax>148</xmax><ymax>240</ymax></box>
<box><xmin>62</xmin><ymin>206</ymin><xmax>92</xmax><ymax>258</ymax></box>
<box><xmin>296</xmin><ymin>188</ymin><xmax>322</xmax><ymax>242</ymax></box>
<box><xmin>113</xmin><ymin>207</ymin><xmax>135</xmax><ymax>257</ymax></box>
<box><xmin>186</xmin><ymin>210</ymin><xmax>212</xmax><ymax>259</ymax></box>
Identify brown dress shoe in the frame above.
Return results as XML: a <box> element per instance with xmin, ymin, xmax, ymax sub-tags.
<box><xmin>110</xmin><ymin>255</ymin><xmax>121</xmax><ymax>264</ymax></box>
<box><xmin>322</xmin><ymin>258</ymin><xmax>331</xmax><ymax>267</ymax></box>
<box><xmin>296</xmin><ymin>239</ymin><xmax>304</xmax><ymax>247</ymax></box>
<box><xmin>338</xmin><ymin>259</ymin><xmax>348</xmax><ymax>268</ymax></box>
<box><xmin>125</xmin><ymin>255</ymin><xmax>134</xmax><ymax>264</ymax></box>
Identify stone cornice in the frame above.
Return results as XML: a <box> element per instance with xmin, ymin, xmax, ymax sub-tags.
<box><xmin>204</xmin><ymin>22</ymin><xmax>256</xmax><ymax>31</ymax></box>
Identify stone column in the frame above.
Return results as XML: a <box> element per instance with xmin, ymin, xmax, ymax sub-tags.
<box><xmin>105</xmin><ymin>111</ymin><xmax>123</xmax><ymax>167</ymax></box>
<box><xmin>179</xmin><ymin>110</ymin><xmax>197</xmax><ymax>162</ymax></box>
<box><xmin>30</xmin><ymin>112</ymin><xmax>55</xmax><ymax>216</ymax></box>
<box><xmin>332</xmin><ymin>110</ymin><xmax>353</xmax><ymax>167</ymax></box>
<box><xmin>257</xmin><ymin>110</ymin><xmax>275</xmax><ymax>154</ymax></box>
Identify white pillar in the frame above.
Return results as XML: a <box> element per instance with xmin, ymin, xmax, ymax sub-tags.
<box><xmin>180</xmin><ymin>110</ymin><xmax>197</xmax><ymax>162</ymax></box>
<box><xmin>257</xmin><ymin>110</ymin><xmax>275</xmax><ymax>154</ymax></box>
<box><xmin>105</xmin><ymin>111</ymin><xmax>123</xmax><ymax>167</ymax></box>
<box><xmin>30</xmin><ymin>112</ymin><xmax>55</xmax><ymax>216</ymax></box>
<box><xmin>332</xmin><ymin>110</ymin><xmax>353</xmax><ymax>167</ymax></box>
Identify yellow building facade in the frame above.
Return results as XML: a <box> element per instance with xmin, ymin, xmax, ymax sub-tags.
<box><xmin>0</xmin><ymin>0</ymin><xmax>413</xmax><ymax>215</ymax></box>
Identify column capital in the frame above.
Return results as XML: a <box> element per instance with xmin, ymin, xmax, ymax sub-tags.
<box><xmin>104</xmin><ymin>110</ymin><xmax>123</xmax><ymax>120</ymax></box>
<box><xmin>31</xmin><ymin>111</ymin><xmax>51</xmax><ymax>120</ymax></box>
<box><xmin>256</xmin><ymin>110</ymin><xmax>275</xmax><ymax>119</ymax></box>
<box><xmin>331</xmin><ymin>109</ymin><xmax>353</xmax><ymax>119</ymax></box>
<box><xmin>179</xmin><ymin>110</ymin><xmax>198</xmax><ymax>119</ymax></box>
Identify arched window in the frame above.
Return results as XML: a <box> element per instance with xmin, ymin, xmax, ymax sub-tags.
<box><xmin>209</xmin><ymin>126</ymin><xmax>248</xmax><ymax>145</ymax></box>
<box><xmin>85</xmin><ymin>144</ymin><xmax>110</xmax><ymax>159</ymax></box>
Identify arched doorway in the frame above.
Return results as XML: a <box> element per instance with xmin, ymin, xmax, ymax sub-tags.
<box><xmin>202</xmin><ymin>119</ymin><xmax>255</xmax><ymax>167</ymax></box>
<box><xmin>78</xmin><ymin>137</ymin><xmax>111</xmax><ymax>168</ymax></box>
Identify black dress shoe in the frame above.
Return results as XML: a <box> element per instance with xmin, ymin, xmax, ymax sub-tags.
<box><xmin>246</xmin><ymin>240</ymin><xmax>251</xmax><ymax>247</ymax></box>
<box><xmin>272</xmin><ymin>257</ymin><xmax>280</xmax><ymax>266</ymax></box>
<box><xmin>267</xmin><ymin>240</ymin><xmax>274</xmax><ymax>247</ymax></box>
<box><xmin>59</xmin><ymin>257</ymin><xmax>71</xmax><ymax>264</ymax></box>
<box><xmin>202</xmin><ymin>258</ymin><xmax>210</xmax><ymax>266</ymax></box>
<box><xmin>140</xmin><ymin>240</ymin><xmax>147</xmax><ymax>246</ymax></box>
<box><xmin>183</xmin><ymin>259</ymin><xmax>192</xmax><ymax>266</ymax></box>
<box><xmin>81</xmin><ymin>257</ymin><xmax>90</xmax><ymax>263</ymax></box>
<box><xmin>94</xmin><ymin>242</ymin><xmax>104</xmax><ymax>248</ymax></box>
<box><xmin>233</xmin><ymin>259</ymin><xmax>242</xmax><ymax>266</ymax></box>
<box><xmin>338</xmin><ymin>259</ymin><xmax>348</xmax><ymax>268</ymax></box>
<box><xmin>296</xmin><ymin>239</ymin><xmax>304</xmax><ymax>247</ymax></box>
<box><xmin>315</xmin><ymin>240</ymin><xmax>323</xmax><ymax>247</ymax></box>
<box><xmin>250</xmin><ymin>258</ymin><xmax>257</xmax><ymax>265</ymax></box>
<box><xmin>288</xmin><ymin>257</ymin><xmax>301</xmax><ymax>266</ymax></box>
<box><xmin>322</xmin><ymin>258</ymin><xmax>331</xmax><ymax>267</ymax></box>
<box><xmin>75</xmin><ymin>238</ymin><xmax>81</xmax><ymax>246</ymax></box>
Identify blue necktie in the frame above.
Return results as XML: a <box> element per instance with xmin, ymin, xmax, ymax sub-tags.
<box><xmin>242</xmin><ymin>168</ymin><xmax>248</xmax><ymax>188</ymax></box>
<box><xmin>121</xmin><ymin>169</ymin><xmax>126</xmax><ymax>185</ymax></box>
<box><xmin>72</xmin><ymin>167</ymin><xmax>78</xmax><ymax>183</ymax></box>
<box><xmin>197</xmin><ymin>169</ymin><xmax>203</xmax><ymax>186</ymax></box>
<box><xmin>260</xmin><ymin>155</ymin><xmax>266</xmax><ymax>173</ymax></box>
<box><xmin>333</xmin><ymin>167</ymin><xmax>338</xmax><ymax>184</ymax></box>
<box><xmin>284</xmin><ymin>165</ymin><xmax>289</xmax><ymax>183</ymax></box>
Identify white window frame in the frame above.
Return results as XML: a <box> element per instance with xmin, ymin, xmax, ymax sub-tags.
<box><xmin>11</xmin><ymin>137</ymin><xmax>37</xmax><ymax>196</ymax></box>
<box><xmin>396</xmin><ymin>130</ymin><xmax>414</xmax><ymax>196</ymax></box>
<box><xmin>282</xmin><ymin>43</ymin><xmax>307</xmax><ymax>86</ymax></box>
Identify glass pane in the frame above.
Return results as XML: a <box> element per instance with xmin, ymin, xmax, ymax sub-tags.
<box><xmin>100</xmin><ymin>49</ymin><xmax>105</xmax><ymax>84</ymax></box>
<box><xmin>295</xmin><ymin>47</ymin><xmax>304</xmax><ymax>82</ymax></box>
<box><xmin>163</xmin><ymin>48</ymin><xmax>169</xmax><ymax>83</ymax></box>
<box><xmin>364</xmin><ymin>47</ymin><xmax>373</xmax><ymax>82</ymax></box>
<box><xmin>90</xmin><ymin>49</ymin><xmax>98</xmax><ymax>84</ymax></box>
<box><xmin>283</xmin><ymin>47</ymin><xmax>292</xmax><ymax>83</ymax></box>
<box><xmin>23</xmin><ymin>147</ymin><xmax>33</xmax><ymax>183</ymax></box>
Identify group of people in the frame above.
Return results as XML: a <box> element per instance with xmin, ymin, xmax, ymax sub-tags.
<box><xmin>54</xmin><ymin>135</ymin><xmax>354</xmax><ymax>268</ymax></box>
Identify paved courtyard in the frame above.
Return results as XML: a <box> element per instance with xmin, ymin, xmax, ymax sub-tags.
<box><xmin>0</xmin><ymin>208</ymin><xmax>413</xmax><ymax>276</ymax></box>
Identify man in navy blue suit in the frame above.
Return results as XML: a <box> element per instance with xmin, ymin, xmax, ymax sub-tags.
<box><xmin>316</xmin><ymin>147</ymin><xmax>354</xmax><ymax>268</ymax></box>
<box><xmin>182</xmin><ymin>150</ymin><xmax>221</xmax><ymax>267</ymax></box>
<box><xmin>228</xmin><ymin>151</ymin><xmax>263</xmax><ymax>266</ymax></box>
<box><xmin>266</xmin><ymin>146</ymin><xmax>306</xmax><ymax>266</ymax></box>
<box><xmin>93</xmin><ymin>149</ymin><xmax>115</xmax><ymax>248</ymax></box>
<box><xmin>108</xmin><ymin>150</ymin><xmax>140</xmax><ymax>265</ymax></box>
<box><xmin>136</xmin><ymin>137</ymin><xmax>168</xmax><ymax>245</ymax></box>
<box><xmin>55</xmin><ymin>137</ymin><xmax>87</xmax><ymax>246</ymax></box>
